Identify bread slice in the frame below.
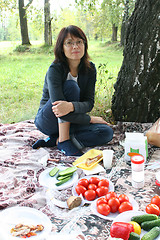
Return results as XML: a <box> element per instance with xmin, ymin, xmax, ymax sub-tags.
<box><xmin>67</xmin><ymin>196</ymin><xmax>82</xmax><ymax>210</ymax></box>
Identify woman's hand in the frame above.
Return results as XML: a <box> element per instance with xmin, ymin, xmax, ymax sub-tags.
<box><xmin>52</xmin><ymin>101</ymin><xmax>74</xmax><ymax>117</ymax></box>
<box><xmin>90</xmin><ymin>116</ymin><xmax>111</xmax><ymax>125</ymax></box>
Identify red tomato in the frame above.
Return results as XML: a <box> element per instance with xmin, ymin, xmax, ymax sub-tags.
<box><xmin>108</xmin><ymin>197</ymin><xmax>120</xmax><ymax>213</ymax></box>
<box><xmin>96</xmin><ymin>186</ymin><xmax>109</xmax><ymax>197</ymax></box>
<box><xmin>78</xmin><ymin>178</ymin><xmax>89</xmax><ymax>189</ymax></box>
<box><xmin>98</xmin><ymin>179</ymin><xmax>109</xmax><ymax>188</ymax></box>
<box><xmin>96</xmin><ymin>197</ymin><xmax>108</xmax><ymax>206</ymax></box>
<box><xmin>75</xmin><ymin>185</ymin><xmax>86</xmax><ymax>196</ymax></box>
<box><xmin>105</xmin><ymin>191</ymin><xmax>118</xmax><ymax>201</ymax></box>
<box><xmin>118</xmin><ymin>194</ymin><xmax>129</xmax><ymax>203</ymax></box>
<box><xmin>146</xmin><ymin>203</ymin><xmax>160</xmax><ymax>216</ymax></box>
<box><xmin>88</xmin><ymin>183</ymin><xmax>97</xmax><ymax>191</ymax></box>
<box><xmin>84</xmin><ymin>190</ymin><xmax>96</xmax><ymax>201</ymax></box>
<box><xmin>151</xmin><ymin>195</ymin><xmax>160</xmax><ymax>208</ymax></box>
<box><xmin>118</xmin><ymin>201</ymin><xmax>133</xmax><ymax>213</ymax></box>
<box><xmin>97</xmin><ymin>203</ymin><xmax>110</xmax><ymax>216</ymax></box>
<box><xmin>89</xmin><ymin>176</ymin><xmax>100</xmax><ymax>185</ymax></box>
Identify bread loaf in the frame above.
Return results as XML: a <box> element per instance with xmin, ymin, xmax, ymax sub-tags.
<box><xmin>67</xmin><ymin>196</ymin><xmax>82</xmax><ymax>210</ymax></box>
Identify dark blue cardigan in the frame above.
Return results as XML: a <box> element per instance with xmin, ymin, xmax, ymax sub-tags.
<box><xmin>39</xmin><ymin>61</ymin><xmax>97</xmax><ymax>125</ymax></box>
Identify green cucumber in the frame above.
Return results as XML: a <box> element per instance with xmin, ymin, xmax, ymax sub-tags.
<box><xmin>49</xmin><ymin>167</ymin><xmax>59</xmax><ymax>177</ymax></box>
<box><xmin>128</xmin><ymin>232</ymin><xmax>140</xmax><ymax>240</ymax></box>
<box><xmin>58</xmin><ymin>166</ymin><xmax>77</xmax><ymax>176</ymax></box>
<box><xmin>141</xmin><ymin>219</ymin><xmax>160</xmax><ymax>231</ymax></box>
<box><xmin>141</xmin><ymin>226</ymin><xmax>160</xmax><ymax>240</ymax></box>
<box><xmin>55</xmin><ymin>176</ymin><xmax>72</xmax><ymax>186</ymax></box>
<box><xmin>57</xmin><ymin>173</ymin><xmax>73</xmax><ymax>181</ymax></box>
<box><xmin>131</xmin><ymin>214</ymin><xmax>158</xmax><ymax>224</ymax></box>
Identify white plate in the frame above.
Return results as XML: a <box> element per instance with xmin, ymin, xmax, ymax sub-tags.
<box><xmin>0</xmin><ymin>206</ymin><xmax>52</xmax><ymax>240</ymax></box>
<box><xmin>90</xmin><ymin>196</ymin><xmax>139</xmax><ymax>220</ymax></box>
<box><xmin>39</xmin><ymin>165</ymin><xmax>78</xmax><ymax>190</ymax></box>
<box><xmin>72</xmin><ymin>175</ymin><xmax>114</xmax><ymax>204</ymax></box>
<box><xmin>112</xmin><ymin>210</ymin><xmax>160</xmax><ymax>239</ymax></box>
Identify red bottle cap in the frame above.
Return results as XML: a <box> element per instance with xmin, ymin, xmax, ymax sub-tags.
<box><xmin>131</xmin><ymin>155</ymin><xmax>145</xmax><ymax>164</ymax></box>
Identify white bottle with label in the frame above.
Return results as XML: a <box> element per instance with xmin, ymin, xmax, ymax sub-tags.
<box><xmin>124</xmin><ymin>132</ymin><xmax>148</xmax><ymax>163</ymax></box>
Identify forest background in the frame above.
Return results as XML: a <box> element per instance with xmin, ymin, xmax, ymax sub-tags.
<box><xmin>0</xmin><ymin>0</ymin><xmax>136</xmax><ymax>124</ymax></box>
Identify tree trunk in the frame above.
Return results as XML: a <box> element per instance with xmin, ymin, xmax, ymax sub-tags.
<box><xmin>120</xmin><ymin>0</ymin><xmax>129</xmax><ymax>46</ymax></box>
<box><xmin>112</xmin><ymin>24</ymin><xmax>118</xmax><ymax>41</ymax></box>
<box><xmin>44</xmin><ymin>0</ymin><xmax>52</xmax><ymax>46</ymax></box>
<box><xmin>112</xmin><ymin>0</ymin><xmax>160</xmax><ymax>123</ymax></box>
<box><xmin>18</xmin><ymin>0</ymin><xmax>31</xmax><ymax>45</ymax></box>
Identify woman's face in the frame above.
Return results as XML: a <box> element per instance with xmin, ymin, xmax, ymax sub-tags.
<box><xmin>63</xmin><ymin>34</ymin><xmax>85</xmax><ymax>63</ymax></box>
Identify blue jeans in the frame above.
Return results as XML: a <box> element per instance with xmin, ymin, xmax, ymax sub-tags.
<box><xmin>34</xmin><ymin>80</ymin><xmax>113</xmax><ymax>149</ymax></box>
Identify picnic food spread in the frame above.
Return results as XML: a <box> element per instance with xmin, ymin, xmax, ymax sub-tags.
<box><xmin>0</xmin><ymin>120</ymin><xmax>159</xmax><ymax>239</ymax></box>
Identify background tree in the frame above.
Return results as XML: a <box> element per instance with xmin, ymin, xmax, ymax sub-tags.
<box><xmin>112</xmin><ymin>0</ymin><xmax>160</xmax><ymax>123</ymax></box>
<box><xmin>44</xmin><ymin>0</ymin><xmax>52</xmax><ymax>45</ymax></box>
<box><xmin>18</xmin><ymin>0</ymin><xmax>33</xmax><ymax>45</ymax></box>
<box><xmin>75</xmin><ymin>0</ymin><xmax>135</xmax><ymax>42</ymax></box>
<box><xmin>0</xmin><ymin>0</ymin><xmax>17</xmax><ymax>40</ymax></box>
<box><xmin>101</xmin><ymin>0</ymin><xmax>123</xmax><ymax>42</ymax></box>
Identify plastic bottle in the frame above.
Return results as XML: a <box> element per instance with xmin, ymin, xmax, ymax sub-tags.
<box><xmin>131</xmin><ymin>155</ymin><xmax>145</xmax><ymax>188</ymax></box>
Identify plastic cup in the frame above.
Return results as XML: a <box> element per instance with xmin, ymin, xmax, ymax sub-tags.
<box><xmin>102</xmin><ymin>150</ymin><xmax>114</xmax><ymax>169</ymax></box>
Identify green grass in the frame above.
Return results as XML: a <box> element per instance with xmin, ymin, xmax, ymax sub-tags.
<box><xmin>0</xmin><ymin>40</ymin><xmax>123</xmax><ymax>124</ymax></box>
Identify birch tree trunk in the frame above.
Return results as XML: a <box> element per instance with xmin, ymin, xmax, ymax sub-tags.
<box><xmin>112</xmin><ymin>0</ymin><xmax>160</xmax><ymax>123</ymax></box>
<box><xmin>44</xmin><ymin>0</ymin><xmax>52</xmax><ymax>45</ymax></box>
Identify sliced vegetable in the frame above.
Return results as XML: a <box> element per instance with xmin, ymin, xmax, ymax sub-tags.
<box><xmin>57</xmin><ymin>173</ymin><xmax>73</xmax><ymax>181</ymax></box>
<box><xmin>110</xmin><ymin>222</ymin><xmax>134</xmax><ymax>240</ymax></box>
<box><xmin>141</xmin><ymin>218</ymin><xmax>160</xmax><ymax>231</ymax></box>
<box><xmin>49</xmin><ymin>167</ymin><xmax>59</xmax><ymax>177</ymax></box>
<box><xmin>55</xmin><ymin>176</ymin><xmax>72</xmax><ymax>186</ymax></box>
<box><xmin>131</xmin><ymin>214</ymin><xmax>158</xmax><ymax>224</ymax></box>
<box><xmin>141</xmin><ymin>226</ymin><xmax>160</xmax><ymax>240</ymax></box>
<box><xmin>58</xmin><ymin>166</ymin><xmax>77</xmax><ymax>176</ymax></box>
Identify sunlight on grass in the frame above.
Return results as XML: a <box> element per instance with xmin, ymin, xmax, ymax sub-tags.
<box><xmin>0</xmin><ymin>40</ymin><xmax>123</xmax><ymax>123</ymax></box>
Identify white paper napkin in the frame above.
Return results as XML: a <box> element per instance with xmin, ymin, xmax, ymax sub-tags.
<box><xmin>82</xmin><ymin>164</ymin><xmax>106</xmax><ymax>175</ymax></box>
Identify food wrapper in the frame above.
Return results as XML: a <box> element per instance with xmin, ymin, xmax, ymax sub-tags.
<box><xmin>73</xmin><ymin>149</ymin><xmax>103</xmax><ymax>170</ymax></box>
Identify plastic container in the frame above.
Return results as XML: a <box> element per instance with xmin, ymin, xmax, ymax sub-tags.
<box><xmin>103</xmin><ymin>149</ymin><xmax>114</xmax><ymax>169</ymax></box>
<box><xmin>124</xmin><ymin>132</ymin><xmax>148</xmax><ymax>163</ymax></box>
<box><xmin>131</xmin><ymin>155</ymin><xmax>145</xmax><ymax>188</ymax></box>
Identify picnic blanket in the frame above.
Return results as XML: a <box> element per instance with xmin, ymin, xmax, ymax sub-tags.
<box><xmin>0</xmin><ymin>119</ymin><xmax>159</xmax><ymax>239</ymax></box>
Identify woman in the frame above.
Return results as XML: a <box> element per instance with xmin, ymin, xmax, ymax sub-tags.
<box><xmin>32</xmin><ymin>25</ymin><xmax>113</xmax><ymax>156</ymax></box>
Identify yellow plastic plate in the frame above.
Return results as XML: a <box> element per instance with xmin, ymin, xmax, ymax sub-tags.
<box><xmin>72</xmin><ymin>149</ymin><xmax>103</xmax><ymax>170</ymax></box>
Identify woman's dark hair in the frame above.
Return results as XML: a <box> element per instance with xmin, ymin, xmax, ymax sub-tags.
<box><xmin>54</xmin><ymin>25</ymin><xmax>91</xmax><ymax>70</ymax></box>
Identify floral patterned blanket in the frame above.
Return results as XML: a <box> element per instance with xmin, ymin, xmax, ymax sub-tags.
<box><xmin>0</xmin><ymin>119</ymin><xmax>159</xmax><ymax>239</ymax></box>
